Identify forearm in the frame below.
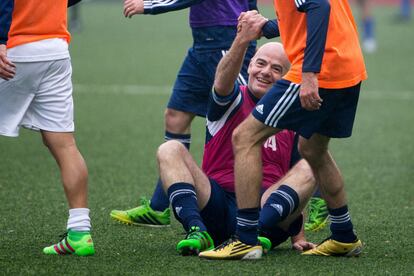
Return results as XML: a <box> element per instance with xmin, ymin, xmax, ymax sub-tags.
<box><xmin>143</xmin><ymin>0</ymin><xmax>204</xmax><ymax>15</ymax></box>
<box><xmin>0</xmin><ymin>0</ymin><xmax>14</xmax><ymax>45</ymax></box>
<box><xmin>297</xmin><ymin>0</ymin><xmax>330</xmax><ymax>73</ymax></box>
<box><xmin>213</xmin><ymin>36</ymin><xmax>250</xmax><ymax>96</ymax></box>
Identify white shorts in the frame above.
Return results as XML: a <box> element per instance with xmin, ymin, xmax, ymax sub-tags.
<box><xmin>0</xmin><ymin>59</ymin><xmax>74</xmax><ymax>137</ymax></box>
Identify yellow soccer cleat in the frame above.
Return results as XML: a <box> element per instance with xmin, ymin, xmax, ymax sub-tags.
<box><xmin>199</xmin><ymin>237</ymin><xmax>262</xmax><ymax>260</ymax></box>
<box><xmin>302</xmin><ymin>238</ymin><xmax>363</xmax><ymax>257</ymax></box>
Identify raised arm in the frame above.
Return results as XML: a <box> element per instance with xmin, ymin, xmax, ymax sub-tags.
<box><xmin>0</xmin><ymin>0</ymin><xmax>16</xmax><ymax>80</ymax></box>
<box><xmin>123</xmin><ymin>0</ymin><xmax>204</xmax><ymax>18</ymax></box>
<box><xmin>213</xmin><ymin>11</ymin><xmax>267</xmax><ymax>96</ymax></box>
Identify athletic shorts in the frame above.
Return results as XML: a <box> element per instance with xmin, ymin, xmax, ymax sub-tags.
<box><xmin>252</xmin><ymin>79</ymin><xmax>361</xmax><ymax>139</ymax></box>
<box><xmin>0</xmin><ymin>59</ymin><xmax>74</xmax><ymax>137</ymax></box>
<box><xmin>167</xmin><ymin>44</ymin><xmax>255</xmax><ymax>117</ymax></box>
<box><xmin>201</xmin><ymin>179</ymin><xmax>298</xmax><ymax>246</ymax></box>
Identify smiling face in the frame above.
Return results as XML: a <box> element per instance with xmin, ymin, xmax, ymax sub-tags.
<box><xmin>247</xmin><ymin>42</ymin><xmax>290</xmax><ymax>99</ymax></box>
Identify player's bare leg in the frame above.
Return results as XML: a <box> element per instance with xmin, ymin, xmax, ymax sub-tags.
<box><xmin>157</xmin><ymin>140</ymin><xmax>211</xmax><ymax>208</ymax></box>
<box><xmin>299</xmin><ymin>134</ymin><xmax>362</xmax><ymax>256</ymax></box>
<box><xmin>232</xmin><ymin>115</ymin><xmax>279</xmax><ymax>210</ymax></box>
<box><xmin>298</xmin><ymin>134</ymin><xmax>345</xmax><ymax>209</ymax></box>
<box><xmin>41</xmin><ymin>131</ymin><xmax>94</xmax><ymax>256</ymax></box>
<box><xmin>157</xmin><ymin>140</ymin><xmax>214</xmax><ymax>255</ymax></box>
<box><xmin>41</xmin><ymin>131</ymin><xmax>88</xmax><ymax>208</ymax></box>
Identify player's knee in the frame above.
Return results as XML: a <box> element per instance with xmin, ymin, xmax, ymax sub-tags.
<box><xmin>295</xmin><ymin>160</ymin><xmax>316</xmax><ymax>185</ymax></box>
<box><xmin>164</xmin><ymin>109</ymin><xmax>192</xmax><ymax>133</ymax></box>
<box><xmin>157</xmin><ymin>140</ymin><xmax>186</xmax><ymax>164</ymax></box>
<box><xmin>298</xmin><ymin>140</ymin><xmax>326</xmax><ymax>164</ymax></box>
<box><xmin>231</xmin><ymin>125</ymin><xmax>250</xmax><ymax>153</ymax></box>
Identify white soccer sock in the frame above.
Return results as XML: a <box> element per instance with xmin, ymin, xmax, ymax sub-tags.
<box><xmin>67</xmin><ymin>208</ymin><xmax>91</xmax><ymax>232</ymax></box>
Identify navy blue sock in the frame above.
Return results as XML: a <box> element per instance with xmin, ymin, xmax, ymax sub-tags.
<box><xmin>236</xmin><ymin>207</ymin><xmax>260</xmax><ymax>245</ymax></box>
<box><xmin>165</xmin><ymin>131</ymin><xmax>191</xmax><ymax>150</ymax></box>
<box><xmin>167</xmin><ymin>183</ymin><xmax>206</xmax><ymax>232</ymax></box>
<box><xmin>149</xmin><ymin>131</ymin><xmax>191</xmax><ymax>211</ymax></box>
<box><xmin>259</xmin><ymin>185</ymin><xmax>299</xmax><ymax>230</ymax></box>
<box><xmin>149</xmin><ymin>180</ymin><xmax>169</xmax><ymax>212</ymax></box>
<box><xmin>329</xmin><ymin>205</ymin><xmax>357</xmax><ymax>243</ymax></box>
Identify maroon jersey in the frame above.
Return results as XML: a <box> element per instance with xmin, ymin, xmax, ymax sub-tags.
<box><xmin>202</xmin><ymin>85</ymin><xmax>295</xmax><ymax>192</ymax></box>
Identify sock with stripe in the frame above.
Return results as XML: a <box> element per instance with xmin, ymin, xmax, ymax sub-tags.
<box><xmin>149</xmin><ymin>131</ymin><xmax>191</xmax><ymax>212</ymax></box>
<box><xmin>167</xmin><ymin>183</ymin><xmax>206</xmax><ymax>232</ymax></box>
<box><xmin>67</xmin><ymin>208</ymin><xmax>91</xmax><ymax>232</ymax></box>
<box><xmin>259</xmin><ymin>185</ymin><xmax>299</xmax><ymax>231</ymax></box>
<box><xmin>236</xmin><ymin>207</ymin><xmax>260</xmax><ymax>246</ymax></box>
<box><xmin>329</xmin><ymin>205</ymin><xmax>357</xmax><ymax>243</ymax></box>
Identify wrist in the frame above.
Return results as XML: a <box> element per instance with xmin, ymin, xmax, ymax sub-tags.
<box><xmin>233</xmin><ymin>35</ymin><xmax>250</xmax><ymax>48</ymax></box>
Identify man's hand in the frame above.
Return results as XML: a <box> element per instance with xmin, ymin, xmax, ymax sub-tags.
<box><xmin>300</xmin><ymin>72</ymin><xmax>322</xmax><ymax>111</ymax></box>
<box><xmin>292</xmin><ymin>239</ymin><xmax>316</xmax><ymax>252</ymax></box>
<box><xmin>0</xmin><ymin>44</ymin><xmax>15</xmax><ymax>81</ymax></box>
<box><xmin>123</xmin><ymin>0</ymin><xmax>144</xmax><ymax>18</ymax></box>
<box><xmin>237</xmin><ymin>10</ymin><xmax>268</xmax><ymax>43</ymax></box>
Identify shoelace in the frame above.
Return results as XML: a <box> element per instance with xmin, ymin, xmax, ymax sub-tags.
<box><xmin>308</xmin><ymin>199</ymin><xmax>325</xmax><ymax>222</ymax></box>
<box><xmin>185</xmin><ymin>226</ymin><xmax>201</xmax><ymax>239</ymax></box>
<box><xmin>58</xmin><ymin>232</ymin><xmax>68</xmax><ymax>241</ymax></box>
<box><xmin>139</xmin><ymin>196</ymin><xmax>150</xmax><ymax>206</ymax></box>
<box><xmin>213</xmin><ymin>236</ymin><xmax>238</xmax><ymax>251</ymax></box>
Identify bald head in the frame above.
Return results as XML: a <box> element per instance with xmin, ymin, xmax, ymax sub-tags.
<box><xmin>247</xmin><ymin>42</ymin><xmax>290</xmax><ymax>98</ymax></box>
<box><xmin>253</xmin><ymin>42</ymin><xmax>290</xmax><ymax>76</ymax></box>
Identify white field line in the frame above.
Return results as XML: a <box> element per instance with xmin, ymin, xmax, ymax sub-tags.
<box><xmin>74</xmin><ymin>84</ymin><xmax>414</xmax><ymax>100</ymax></box>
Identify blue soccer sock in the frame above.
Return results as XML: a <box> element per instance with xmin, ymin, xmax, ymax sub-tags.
<box><xmin>401</xmin><ymin>0</ymin><xmax>411</xmax><ymax>19</ymax></box>
<box><xmin>167</xmin><ymin>183</ymin><xmax>206</xmax><ymax>232</ymax></box>
<box><xmin>329</xmin><ymin>205</ymin><xmax>357</xmax><ymax>243</ymax></box>
<box><xmin>149</xmin><ymin>179</ymin><xmax>170</xmax><ymax>212</ymax></box>
<box><xmin>149</xmin><ymin>131</ymin><xmax>191</xmax><ymax>211</ymax></box>
<box><xmin>236</xmin><ymin>207</ymin><xmax>260</xmax><ymax>246</ymax></box>
<box><xmin>259</xmin><ymin>185</ymin><xmax>299</xmax><ymax>231</ymax></box>
<box><xmin>164</xmin><ymin>131</ymin><xmax>191</xmax><ymax>149</ymax></box>
<box><xmin>362</xmin><ymin>17</ymin><xmax>375</xmax><ymax>40</ymax></box>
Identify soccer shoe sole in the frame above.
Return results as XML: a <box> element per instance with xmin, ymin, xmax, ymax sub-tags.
<box><xmin>110</xmin><ymin>212</ymin><xmax>170</xmax><ymax>228</ymax></box>
<box><xmin>199</xmin><ymin>247</ymin><xmax>262</xmax><ymax>260</ymax></box>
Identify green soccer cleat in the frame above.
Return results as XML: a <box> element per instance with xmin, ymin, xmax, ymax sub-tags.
<box><xmin>302</xmin><ymin>238</ymin><xmax>363</xmax><ymax>257</ymax></box>
<box><xmin>199</xmin><ymin>236</ymin><xmax>263</xmax><ymax>260</ymax></box>
<box><xmin>258</xmin><ymin>236</ymin><xmax>272</xmax><ymax>254</ymax></box>
<box><xmin>110</xmin><ymin>197</ymin><xmax>170</xmax><ymax>227</ymax></box>
<box><xmin>305</xmin><ymin>197</ymin><xmax>329</xmax><ymax>232</ymax></box>
<box><xmin>43</xmin><ymin>230</ymin><xmax>95</xmax><ymax>256</ymax></box>
<box><xmin>176</xmin><ymin>226</ymin><xmax>214</xmax><ymax>256</ymax></box>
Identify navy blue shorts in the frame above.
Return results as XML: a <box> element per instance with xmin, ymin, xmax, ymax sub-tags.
<box><xmin>252</xmin><ymin>79</ymin><xmax>361</xmax><ymax>139</ymax></box>
<box><xmin>167</xmin><ymin>45</ymin><xmax>255</xmax><ymax>117</ymax></box>
<box><xmin>200</xmin><ymin>179</ymin><xmax>237</xmax><ymax>245</ymax></box>
<box><xmin>201</xmin><ymin>179</ymin><xmax>297</xmax><ymax>247</ymax></box>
